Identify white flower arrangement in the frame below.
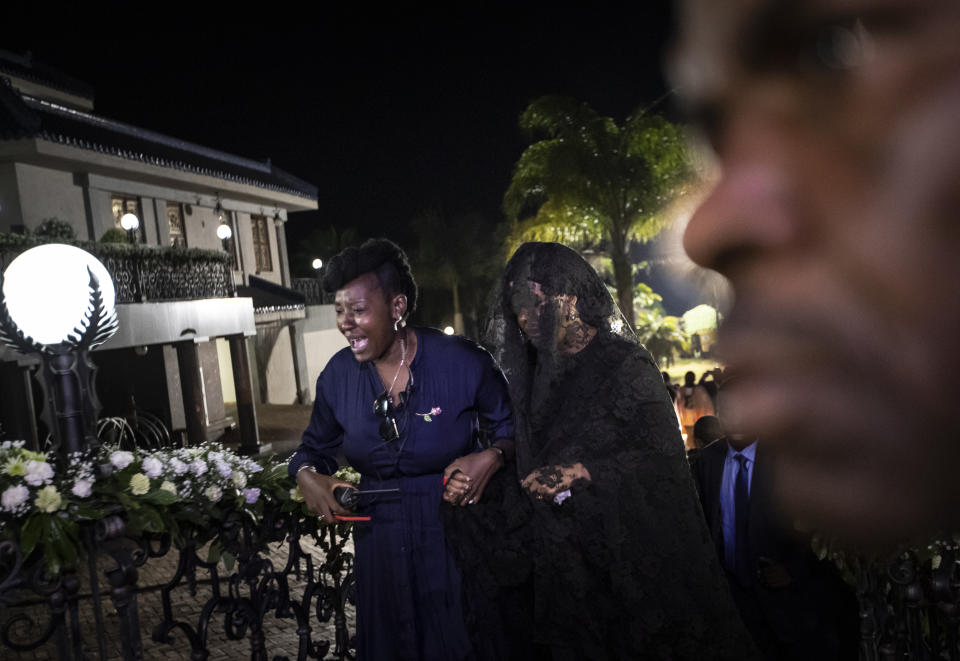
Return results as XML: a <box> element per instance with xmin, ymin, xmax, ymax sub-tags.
<box><xmin>0</xmin><ymin>438</ymin><xmax>359</xmax><ymax>575</ymax></box>
<box><xmin>0</xmin><ymin>442</ymin><xmax>91</xmax><ymax>522</ymax></box>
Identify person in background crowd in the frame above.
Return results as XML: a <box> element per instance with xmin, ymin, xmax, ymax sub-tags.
<box><xmin>688</xmin><ymin>414</ymin><xmax>725</xmax><ymax>470</ymax></box>
<box><xmin>677</xmin><ymin>370</ymin><xmax>716</xmax><ymax>447</ymax></box>
<box><xmin>693</xmin><ymin>415</ymin><xmax>855</xmax><ymax>659</ymax></box>
<box><xmin>672</xmin><ymin>0</ymin><xmax>960</xmax><ymax>545</ymax></box>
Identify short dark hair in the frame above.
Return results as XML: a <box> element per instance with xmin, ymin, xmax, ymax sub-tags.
<box><xmin>693</xmin><ymin>415</ymin><xmax>725</xmax><ymax>445</ymax></box>
<box><xmin>322</xmin><ymin>238</ymin><xmax>418</xmax><ymax>315</ymax></box>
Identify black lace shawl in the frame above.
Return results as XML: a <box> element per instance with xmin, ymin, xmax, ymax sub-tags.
<box><xmin>445</xmin><ymin>243</ymin><xmax>758</xmax><ymax>660</ymax></box>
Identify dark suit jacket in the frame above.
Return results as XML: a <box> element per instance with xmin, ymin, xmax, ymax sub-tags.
<box><xmin>693</xmin><ymin>438</ymin><xmax>817</xmax><ymax>651</ymax></box>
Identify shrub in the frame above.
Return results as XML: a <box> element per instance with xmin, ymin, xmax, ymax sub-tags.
<box><xmin>34</xmin><ymin>218</ymin><xmax>76</xmax><ymax>242</ymax></box>
<box><xmin>99</xmin><ymin>227</ymin><xmax>128</xmax><ymax>244</ymax></box>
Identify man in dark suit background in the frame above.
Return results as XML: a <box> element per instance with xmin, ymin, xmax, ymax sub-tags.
<box><xmin>693</xmin><ymin>425</ymin><xmax>854</xmax><ymax>659</ymax></box>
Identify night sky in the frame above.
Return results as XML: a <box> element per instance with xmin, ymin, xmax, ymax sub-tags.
<box><xmin>7</xmin><ymin>8</ymin><xmax>697</xmax><ymax>313</ymax></box>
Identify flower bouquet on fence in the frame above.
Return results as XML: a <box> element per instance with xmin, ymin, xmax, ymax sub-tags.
<box><xmin>0</xmin><ymin>439</ymin><xmax>360</xmax><ymax>575</ymax></box>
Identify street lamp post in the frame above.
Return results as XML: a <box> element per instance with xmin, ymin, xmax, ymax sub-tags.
<box><xmin>0</xmin><ymin>244</ymin><xmax>119</xmax><ymax>460</ymax></box>
<box><xmin>120</xmin><ymin>213</ymin><xmax>140</xmax><ymax>245</ymax></box>
<box><xmin>216</xmin><ymin>219</ymin><xmax>233</xmax><ymax>256</ymax></box>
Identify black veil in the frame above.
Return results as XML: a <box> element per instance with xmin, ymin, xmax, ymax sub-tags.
<box><xmin>485</xmin><ymin>241</ymin><xmax>637</xmax><ymax>477</ymax></box>
<box><xmin>453</xmin><ymin>241</ymin><xmax>760</xmax><ymax>660</ymax></box>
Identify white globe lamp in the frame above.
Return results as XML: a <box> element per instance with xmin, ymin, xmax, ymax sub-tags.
<box><xmin>119</xmin><ymin>213</ymin><xmax>139</xmax><ymax>232</ymax></box>
<box><xmin>2</xmin><ymin>244</ymin><xmax>116</xmax><ymax>346</ymax></box>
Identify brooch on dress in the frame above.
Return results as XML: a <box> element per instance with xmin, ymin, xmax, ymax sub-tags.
<box><xmin>416</xmin><ymin>407</ymin><xmax>442</xmax><ymax>422</ymax></box>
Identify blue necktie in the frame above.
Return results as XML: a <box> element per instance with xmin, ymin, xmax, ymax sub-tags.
<box><xmin>733</xmin><ymin>453</ymin><xmax>751</xmax><ymax>585</ymax></box>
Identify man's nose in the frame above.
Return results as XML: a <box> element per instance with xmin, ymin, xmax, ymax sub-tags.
<box><xmin>683</xmin><ymin>118</ymin><xmax>799</xmax><ymax>276</ymax></box>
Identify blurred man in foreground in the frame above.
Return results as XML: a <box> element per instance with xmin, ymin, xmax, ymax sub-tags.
<box><xmin>671</xmin><ymin>0</ymin><xmax>960</xmax><ymax>545</ymax></box>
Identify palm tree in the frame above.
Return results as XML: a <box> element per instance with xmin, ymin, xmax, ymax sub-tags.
<box><xmin>503</xmin><ymin>95</ymin><xmax>692</xmax><ymax>327</ymax></box>
<box><xmin>410</xmin><ymin>207</ymin><xmax>507</xmax><ymax>337</ymax></box>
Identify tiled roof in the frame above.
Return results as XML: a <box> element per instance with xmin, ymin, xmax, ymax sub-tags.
<box><xmin>0</xmin><ymin>77</ymin><xmax>318</xmax><ymax>201</ymax></box>
<box><xmin>238</xmin><ymin>275</ymin><xmax>306</xmax><ymax>313</ymax></box>
<box><xmin>0</xmin><ymin>49</ymin><xmax>95</xmax><ymax>103</ymax></box>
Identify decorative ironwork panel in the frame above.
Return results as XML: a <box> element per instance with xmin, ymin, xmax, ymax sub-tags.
<box><xmin>98</xmin><ymin>252</ymin><xmax>234</xmax><ymax>303</ymax></box>
<box><xmin>291</xmin><ymin>279</ymin><xmax>334</xmax><ymax>305</ymax></box>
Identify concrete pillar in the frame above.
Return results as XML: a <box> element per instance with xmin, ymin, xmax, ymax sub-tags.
<box><xmin>175</xmin><ymin>341</ymin><xmax>206</xmax><ymax>445</ymax></box>
<box><xmin>288</xmin><ymin>321</ymin><xmax>311</xmax><ymax>405</ymax></box>
<box><xmin>73</xmin><ymin>172</ymin><xmax>96</xmax><ymax>241</ymax></box>
<box><xmin>154</xmin><ymin>199</ymin><xmax>169</xmax><ymax>246</ymax></box>
<box><xmin>229</xmin><ymin>334</ymin><xmax>260</xmax><ymax>455</ymax></box>
<box><xmin>275</xmin><ymin>215</ymin><xmax>291</xmax><ymax>288</ymax></box>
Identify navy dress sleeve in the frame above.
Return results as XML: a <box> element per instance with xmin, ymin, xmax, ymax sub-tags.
<box><xmin>474</xmin><ymin>347</ymin><xmax>515</xmax><ymax>443</ymax></box>
<box><xmin>286</xmin><ymin>354</ymin><xmax>345</xmax><ymax>478</ymax></box>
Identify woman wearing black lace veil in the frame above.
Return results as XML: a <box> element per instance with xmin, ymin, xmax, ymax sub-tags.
<box><xmin>451</xmin><ymin>242</ymin><xmax>758</xmax><ymax>660</ymax></box>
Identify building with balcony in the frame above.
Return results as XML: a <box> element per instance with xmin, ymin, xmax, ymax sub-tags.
<box><xmin>0</xmin><ymin>50</ymin><xmax>342</xmax><ymax>452</ymax></box>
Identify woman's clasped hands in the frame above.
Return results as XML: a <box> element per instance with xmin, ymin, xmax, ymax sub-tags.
<box><xmin>442</xmin><ymin>448</ymin><xmax>504</xmax><ymax>506</ymax></box>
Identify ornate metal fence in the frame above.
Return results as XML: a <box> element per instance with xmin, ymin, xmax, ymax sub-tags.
<box><xmin>1</xmin><ymin>243</ymin><xmax>234</xmax><ymax>304</ymax></box>
<box><xmin>0</xmin><ymin>509</ymin><xmax>356</xmax><ymax>660</ymax></box>
<box><xmin>853</xmin><ymin>543</ymin><xmax>960</xmax><ymax>661</ymax></box>
<box><xmin>290</xmin><ymin>279</ymin><xmax>334</xmax><ymax>306</ymax></box>
<box><xmin>94</xmin><ymin>250</ymin><xmax>234</xmax><ymax>304</ymax></box>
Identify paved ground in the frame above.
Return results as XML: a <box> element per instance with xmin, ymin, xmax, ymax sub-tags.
<box><xmin>224</xmin><ymin>402</ymin><xmax>312</xmax><ymax>458</ymax></box>
<box><xmin>6</xmin><ymin>404</ymin><xmax>355</xmax><ymax>661</ymax></box>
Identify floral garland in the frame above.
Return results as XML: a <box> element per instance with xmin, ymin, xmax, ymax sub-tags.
<box><xmin>0</xmin><ymin>440</ymin><xmax>360</xmax><ymax>574</ymax></box>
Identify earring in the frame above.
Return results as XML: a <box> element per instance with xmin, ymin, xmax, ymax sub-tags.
<box><xmin>568</xmin><ymin>311</ymin><xmax>578</xmax><ymax>321</ymax></box>
<box><xmin>393</xmin><ymin>318</ymin><xmax>400</xmax><ymax>332</ymax></box>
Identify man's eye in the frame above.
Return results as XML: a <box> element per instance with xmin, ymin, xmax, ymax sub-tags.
<box><xmin>811</xmin><ymin>19</ymin><xmax>873</xmax><ymax>72</ymax></box>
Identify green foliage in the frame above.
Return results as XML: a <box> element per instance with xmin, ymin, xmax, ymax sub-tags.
<box><xmin>681</xmin><ymin>304</ymin><xmax>719</xmax><ymax>333</ymax></box>
<box><xmin>99</xmin><ymin>227</ymin><xmax>129</xmax><ymax>243</ymax></box>
<box><xmin>633</xmin><ymin>281</ymin><xmax>665</xmax><ymax>315</ymax></box>
<box><xmin>637</xmin><ymin>314</ymin><xmax>688</xmax><ymax>368</ymax></box>
<box><xmin>410</xmin><ymin>207</ymin><xmax>509</xmax><ymax>336</ymax></box>
<box><xmin>633</xmin><ymin>281</ymin><xmax>689</xmax><ymax>366</ymax></box>
<box><xmin>0</xmin><ymin>440</ymin><xmax>361</xmax><ymax>576</ymax></box>
<box><xmin>34</xmin><ymin>218</ymin><xmax>76</xmax><ymax>242</ymax></box>
<box><xmin>0</xmin><ymin>230</ymin><xmax>228</xmax><ymax>265</ymax></box>
<box><xmin>504</xmin><ymin>95</ymin><xmax>693</xmax><ymax>327</ymax></box>
<box><xmin>0</xmin><ymin>230</ymin><xmax>33</xmax><ymax>252</ymax></box>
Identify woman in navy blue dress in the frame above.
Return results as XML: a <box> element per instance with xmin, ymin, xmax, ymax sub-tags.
<box><xmin>288</xmin><ymin>239</ymin><xmax>515</xmax><ymax>661</ymax></box>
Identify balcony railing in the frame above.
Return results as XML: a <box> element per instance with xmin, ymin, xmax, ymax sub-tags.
<box><xmin>1</xmin><ymin>238</ymin><xmax>234</xmax><ymax>304</ymax></box>
<box><xmin>291</xmin><ymin>278</ymin><xmax>335</xmax><ymax>305</ymax></box>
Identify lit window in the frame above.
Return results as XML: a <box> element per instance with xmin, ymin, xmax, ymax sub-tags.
<box><xmin>166</xmin><ymin>202</ymin><xmax>186</xmax><ymax>248</ymax></box>
<box><xmin>112</xmin><ymin>195</ymin><xmax>144</xmax><ymax>243</ymax></box>
<box><xmin>251</xmin><ymin>214</ymin><xmax>273</xmax><ymax>272</ymax></box>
